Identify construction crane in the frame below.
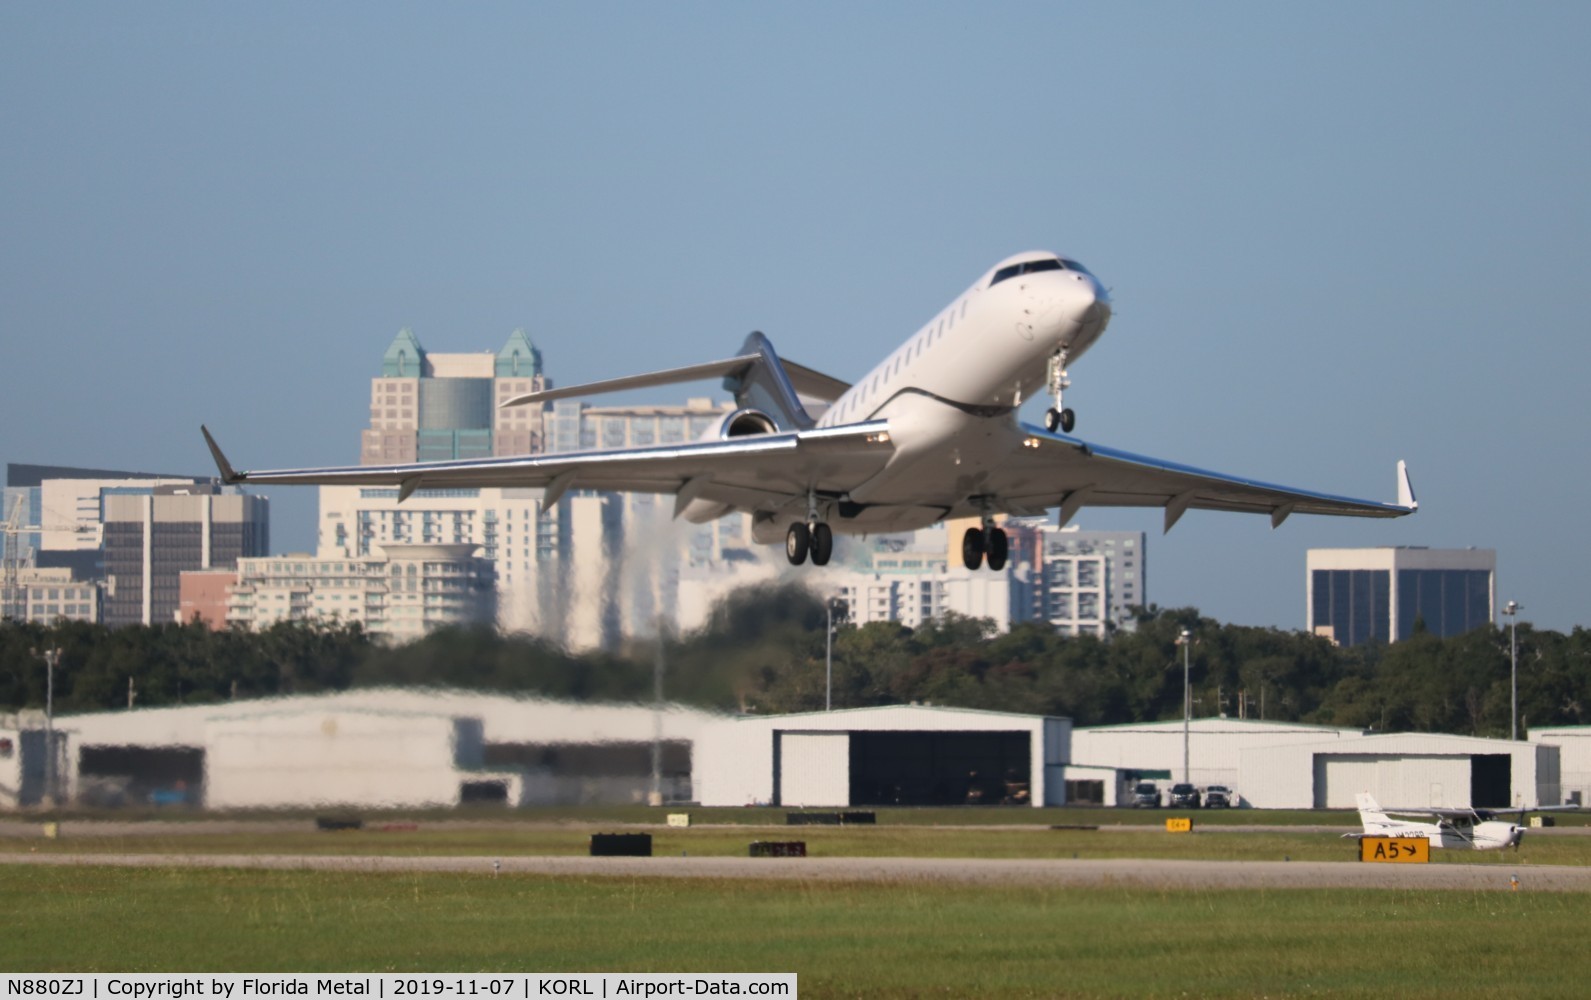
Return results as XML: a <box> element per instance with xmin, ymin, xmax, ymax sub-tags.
<box><xmin>1</xmin><ymin>496</ymin><xmax>93</xmax><ymax>620</ymax></box>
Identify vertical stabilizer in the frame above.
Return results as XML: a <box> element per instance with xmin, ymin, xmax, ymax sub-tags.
<box><xmin>722</xmin><ymin>332</ymin><xmax>816</xmax><ymax>430</ymax></box>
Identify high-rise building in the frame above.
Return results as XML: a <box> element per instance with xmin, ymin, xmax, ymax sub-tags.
<box><xmin>360</xmin><ymin>328</ymin><xmax>548</xmax><ymax>465</ymax></box>
<box><xmin>1012</xmin><ymin>521</ymin><xmax>1146</xmax><ymax>635</ymax></box>
<box><xmin>341</xmin><ymin>368</ymin><xmax>761</xmax><ymax>648</ymax></box>
<box><xmin>102</xmin><ymin>484</ymin><xmax>269</xmax><ymax>626</ymax></box>
<box><xmin>1307</xmin><ymin>547</ymin><xmax>1497</xmax><ymax>645</ymax></box>
<box><xmin>4</xmin><ymin>464</ymin><xmax>200</xmax><ymax>587</ymax></box>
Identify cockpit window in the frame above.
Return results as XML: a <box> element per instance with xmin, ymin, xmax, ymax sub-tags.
<box><xmin>1061</xmin><ymin>258</ymin><xmax>1093</xmax><ymax>277</ymax></box>
<box><xmin>989</xmin><ymin>258</ymin><xmax>1064</xmax><ymax>287</ymax></box>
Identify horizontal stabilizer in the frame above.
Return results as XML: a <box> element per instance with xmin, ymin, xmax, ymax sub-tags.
<box><xmin>500</xmin><ymin>355</ymin><xmax>760</xmax><ymax>408</ymax></box>
<box><xmin>782</xmin><ymin>360</ymin><xmax>851</xmax><ymax>402</ymax></box>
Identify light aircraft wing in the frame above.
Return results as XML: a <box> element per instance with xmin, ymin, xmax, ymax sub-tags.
<box><xmin>1474</xmin><ymin>803</ymin><xmax>1584</xmax><ymax>820</ymax></box>
<box><xmin>1382</xmin><ymin>807</ymin><xmax>1476</xmax><ymax>820</ymax></box>
<box><xmin>201</xmin><ymin>423</ymin><xmax>894</xmax><ymax>510</ymax></box>
<box><xmin>986</xmin><ymin>423</ymin><xmax>1417</xmax><ymax>529</ymax></box>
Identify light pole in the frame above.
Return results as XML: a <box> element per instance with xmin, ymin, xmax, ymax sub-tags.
<box><xmin>1504</xmin><ymin>601</ymin><xmax>1522</xmax><ymax>741</ymax></box>
<box><xmin>1177</xmin><ymin>628</ymin><xmax>1192</xmax><ymax>783</ymax></box>
<box><xmin>33</xmin><ymin>646</ymin><xmax>60</xmax><ymax>805</ymax></box>
<box><xmin>825</xmin><ymin>597</ymin><xmax>842</xmax><ymax>711</ymax></box>
<box><xmin>649</xmin><ymin>619</ymin><xmax>666</xmax><ymax>807</ymax></box>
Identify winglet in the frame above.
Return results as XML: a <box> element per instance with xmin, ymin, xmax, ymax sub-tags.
<box><xmin>200</xmin><ymin>425</ymin><xmax>242</xmax><ymax>484</ymax></box>
<box><xmin>1397</xmin><ymin>460</ymin><xmax>1418</xmax><ymax>511</ymax></box>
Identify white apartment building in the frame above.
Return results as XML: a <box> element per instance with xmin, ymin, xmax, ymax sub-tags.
<box><xmin>227</xmin><ymin>543</ymin><xmax>494</xmax><ymax>643</ymax></box>
<box><xmin>318</xmin><ymin>484</ymin><xmax>549</xmax><ymax>632</ymax></box>
<box><xmin>807</xmin><ymin>520</ymin><xmax>1144</xmax><ymax>637</ymax></box>
<box><xmin>1018</xmin><ymin>522</ymin><xmax>1145</xmax><ymax>636</ymax></box>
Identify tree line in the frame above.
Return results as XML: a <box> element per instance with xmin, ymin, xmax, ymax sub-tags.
<box><xmin>1</xmin><ymin>582</ymin><xmax>1587</xmax><ymax>738</ymax></box>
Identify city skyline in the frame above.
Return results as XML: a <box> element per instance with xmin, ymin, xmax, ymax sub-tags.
<box><xmin>4</xmin><ymin>5</ymin><xmax>1587</xmax><ymax>632</ymax></box>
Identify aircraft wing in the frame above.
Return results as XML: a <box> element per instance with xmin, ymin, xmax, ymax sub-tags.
<box><xmin>201</xmin><ymin>423</ymin><xmax>894</xmax><ymax>510</ymax></box>
<box><xmin>986</xmin><ymin>423</ymin><xmax>1417</xmax><ymax>529</ymax></box>
<box><xmin>1474</xmin><ymin>803</ymin><xmax>1584</xmax><ymax>820</ymax></box>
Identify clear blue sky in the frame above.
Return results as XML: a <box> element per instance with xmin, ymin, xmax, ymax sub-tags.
<box><xmin>4</xmin><ymin>3</ymin><xmax>1588</xmax><ymax>633</ymax></box>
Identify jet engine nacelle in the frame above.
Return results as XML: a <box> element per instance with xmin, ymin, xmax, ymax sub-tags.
<box><xmin>715</xmin><ymin>408</ymin><xmax>781</xmax><ymax>439</ymax></box>
<box><xmin>674</xmin><ymin>410</ymin><xmax>783</xmax><ymax>525</ymax></box>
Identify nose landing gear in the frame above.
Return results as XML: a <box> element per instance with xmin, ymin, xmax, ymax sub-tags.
<box><xmin>1043</xmin><ymin>348</ymin><xmax>1075</xmax><ymax>434</ymax></box>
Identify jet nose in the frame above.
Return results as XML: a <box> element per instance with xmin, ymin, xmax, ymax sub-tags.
<box><xmin>1035</xmin><ymin>273</ymin><xmax>1105</xmax><ymax>322</ymax></box>
<box><xmin>1014</xmin><ymin>268</ymin><xmax>1111</xmax><ymax>347</ymax></box>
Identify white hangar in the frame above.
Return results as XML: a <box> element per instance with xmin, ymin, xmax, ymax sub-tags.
<box><xmin>1240</xmin><ymin>732</ymin><xmax>1560</xmax><ymax>810</ymax></box>
<box><xmin>1069</xmin><ymin>718</ymin><xmax>1367</xmax><ymax>806</ymax></box>
<box><xmin>38</xmin><ymin>688</ymin><xmax>722</xmax><ymax>810</ymax></box>
<box><xmin>1067</xmin><ymin>718</ymin><xmax>1563</xmax><ymax>810</ymax></box>
<box><xmin>1531</xmin><ymin>726</ymin><xmax>1591</xmax><ymax>805</ymax></box>
<box><xmin>695</xmin><ymin>705</ymin><xmax>1069</xmax><ymax>808</ymax></box>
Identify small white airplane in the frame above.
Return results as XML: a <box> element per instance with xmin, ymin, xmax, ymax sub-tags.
<box><xmin>202</xmin><ymin>251</ymin><xmax>1417</xmax><ymax>569</ymax></box>
<box><xmin>1349</xmin><ymin>792</ymin><xmax>1577</xmax><ymax>851</ymax></box>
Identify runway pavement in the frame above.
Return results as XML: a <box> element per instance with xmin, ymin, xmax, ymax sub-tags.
<box><xmin>4</xmin><ymin>851</ymin><xmax>1589</xmax><ymax>891</ymax></box>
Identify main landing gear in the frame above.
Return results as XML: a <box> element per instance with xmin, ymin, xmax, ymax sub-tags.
<box><xmin>785</xmin><ymin>521</ymin><xmax>834</xmax><ymax>566</ymax></box>
<box><xmin>1043</xmin><ymin>348</ymin><xmax>1075</xmax><ymax>434</ymax></box>
<box><xmin>786</xmin><ymin>490</ymin><xmax>835</xmax><ymax>567</ymax></box>
<box><xmin>961</xmin><ymin>524</ymin><xmax>1008</xmax><ymax>572</ymax></box>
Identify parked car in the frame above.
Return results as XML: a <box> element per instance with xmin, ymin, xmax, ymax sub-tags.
<box><xmin>1168</xmin><ymin>782</ymin><xmax>1201</xmax><ymax>808</ymax></box>
<box><xmin>1203</xmin><ymin>785</ymin><xmax>1233</xmax><ymax>808</ymax></box>
<box><xmin>1131</xmin><ymin>781</ymin><xmax>1161</xmax><ymax>807</ymax></box>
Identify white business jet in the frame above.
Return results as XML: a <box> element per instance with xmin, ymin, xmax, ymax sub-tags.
<box><xmin>1349</xmin><ymin>792</ymin><xmax>1577</xmax><ymax>851</ymax></box>
<box><xmin>201</xmin><ymin>251</ymin><xmax>1417</xmax><ymax>569</ymax></box>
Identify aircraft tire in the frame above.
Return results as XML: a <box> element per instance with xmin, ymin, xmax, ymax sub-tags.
<box><xmin>986</xmin><ymin>528</ymin><xmax>1008</xmax><ymax>571</ymax></box>
<box><xmin>810</xmin><ymin>522</ymin><xmax>834</xmax><ymax>566</ymax></box>
<box><xmin>1059</xmin><ymin>408</ymin><xmax>1075</xmax><ymax>433</ymax></box>
<box><xmin>961</xmin><ymin>526</ymin><xmax>984</xmax><ymax>571</ymax></box>
<box><xmin>786</xmin><ymin>522</ymin><xmax>810</xmax><ymax>565</ymax></box>
<box><xmin>1044</xmin><ymin>409</ymin><xmax>1061</xmax><ymax>433</ymax></box>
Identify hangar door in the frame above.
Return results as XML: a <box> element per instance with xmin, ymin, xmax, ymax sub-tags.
<box><xmin>775</xmin><ymin>731</ymin><xmax>851</xmax><ymax>807</ymax></box>
<box><xmin>1313</xmin><ymin>754</ymin><xmax>1472</xmax><ymax>809</ymax></box>
<box><xmin>850</xmin><ymin>730</ymin><xmax>1030</xmax><ymax>806</ymax></box>
<box><xmin>79</xmin><ymin>745</ymin><xmax>205</xmax><ymax>807</ymax></box>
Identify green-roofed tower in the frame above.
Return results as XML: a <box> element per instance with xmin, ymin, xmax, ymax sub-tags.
<box><xmin>496</xmin><ymin>329</ymin><xmax>543</xmax><ymax>378</ymax></box>
<box><xmin>381</xmin><ymin>328</ymin><xmax>427</xmax><ymax>378</ymax></box>
<box><xmin>362</xmin><ymin>328</ymin><xmax>549</xmax><ymax>465</ymax></box>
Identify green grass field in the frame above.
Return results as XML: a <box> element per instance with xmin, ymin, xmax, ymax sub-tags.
<box><xmin>3</xmin><ymin>865</ymin><xmax>1586</xmax><ymax>998</ymax></box>
<box><xmin>4</xmin><ymin>812</ymin><xmax>1588</xmax><ymax>996</ymax></box>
